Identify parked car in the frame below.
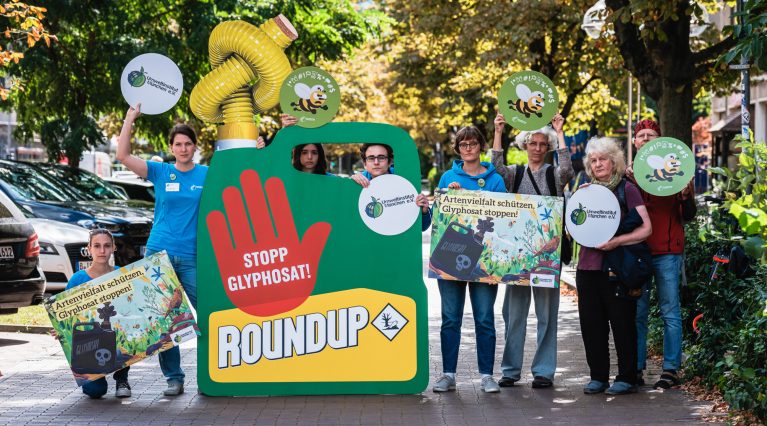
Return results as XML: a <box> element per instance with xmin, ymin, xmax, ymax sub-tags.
<box><xmin>28</xmin><ymin>162</ymin><xmax>153</xmax><ymax>209</ymax></box>
<box><xmin>31</xmin><ymin>218</ymin><xmax>94</xmax><ymax>293</ymax></box>
<box><xmin>104</xmin><ymin>176</ymin><xmax>155</xmax><ymax>202</ymax></box>
<box><xmin>0</xmin><ymin>190</ymin><xmax>45</xmax><ymax>314</ymax></box>
<box><xmin>0</xmin><ymin>160</ymin><xmax>152</xmax><ymax>267</ymax></box>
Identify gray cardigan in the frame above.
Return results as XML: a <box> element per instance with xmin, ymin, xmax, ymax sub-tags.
<box><xmin>490</xmin><ymin>148</ymin><xmax>574</xmax><ymax>196</ymax></box>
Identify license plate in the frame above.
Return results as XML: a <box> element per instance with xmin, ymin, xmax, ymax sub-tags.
<box><xmin>0</xmin><ymin>246</ymin><xmax>13</xmax><ymax>259</ymax></box>
<box><xmin>139</xmin><ymin>246</ymin><xmax>146</xmax><ymax>256</ymax></box>
<box><xmin>77</xmin><ymin>261</ymin><xmax>92</xmax><ymax>271</ymax></box>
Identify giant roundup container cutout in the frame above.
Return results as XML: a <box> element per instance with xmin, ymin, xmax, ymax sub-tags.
<box><xmin>197</xmin><ymin>123</ymin><xmax>429</xmax><ymax>396</ymax></box>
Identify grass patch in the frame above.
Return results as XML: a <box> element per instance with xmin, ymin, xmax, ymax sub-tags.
<box><xmin>0</xmin><ymin>305</ymin><xmax>51</xmax><ymax>326</ymax></box>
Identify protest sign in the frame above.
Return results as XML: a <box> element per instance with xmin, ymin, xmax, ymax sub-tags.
<box><xmin>44</xmin><ymin>251</ymin><xmax>198</xmax><ymax>385</ymax></box>
<box><xmin>634</xmin><ymin>137</ymin><xmax>695</xmax><ymax>196</ymax></box>
<box><xmin>565</xmin><ymin>184</ymin><xmax>621</xmax><ymax>247</ymax></box>
<box><xmin>358</xmin><ymin>174</ymin><xmax>420</xmax><ymax>236</ymax></box>
<box><xmin>498</xmin><ymin>70</ymin><xmax>559</xmax><ymax>131</ymax></box>
<box><xmin>279</xmin><ymin>66</ymin><xmax>340</xmax><ymax>128</ymax></box>
<box><xmin>198</xmin><ymin>123</ymin><xmax>428</xmax><ymax>396</ymax></box>
<box><xmin>429</xmin><ymin>189</ymin><xmax>564</xmax><ymax>288</ymax></box>
<box><xmin>120</xmin><ymin>53</ymin><xmax>183</xmax><ymax>115</ymax></box>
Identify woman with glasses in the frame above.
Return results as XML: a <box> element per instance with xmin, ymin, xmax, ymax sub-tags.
<box><xmin>116</xmin><ymin>103</ymin><xmax>207</xmax><ymax>397</ymax></box>
<box><xmin>61</xmin><ymin>229</ymin><xmax>128</xmax><ymax>399</ymax></box>
<box><xmin>490</xmin><ymin>113</ymin><xmax>573</xmax><ymax>390</ymax></box>
<box><xmin>431</xmin><ymin>127</ymin><xmax>507</xmax><ymax>394</ymax></box>
<box><xmin>350</xmin><ymin>143</ymin><xmax>431</xmax><ymax>227</ymax></box>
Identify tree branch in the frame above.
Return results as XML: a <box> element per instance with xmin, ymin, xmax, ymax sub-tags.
<box><xmin>691</xmin><ymin>35</ymin><xmax>738</xmax><ymax>64</ymax></box>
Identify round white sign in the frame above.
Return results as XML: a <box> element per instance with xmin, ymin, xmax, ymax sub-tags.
<box><xmin>565</xmin><ymin>184</ymin><xmax>621</xmax><ymax>248</ymax></box>
<box><xmin>357</xmin><ymin>174</ymin><xmax>420</xmax><ymax>236</ymax></box>
<box><xmin>120</xmin><ymin>53</ymin><xmax>183</xmax><ymax>115</ymax></box>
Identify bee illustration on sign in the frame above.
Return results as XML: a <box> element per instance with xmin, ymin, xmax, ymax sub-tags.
<box><xmin>646</xmin><ymin>153</ymin><xmax>684</xmax><ymax>182</ymax></box>
<box><xmin>291</xmin><ymin>83</ymin><xmax>328</xmax><ymax>114</ymax></box>
<box><xmin>508</xmin><ymin>83</ymin><xmax>544</xmax><ymax>118</ymax></box>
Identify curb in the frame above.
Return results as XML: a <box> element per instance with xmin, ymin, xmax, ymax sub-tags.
<box><xmin>0</xmin><ymin>324</ymin><xmax>53</xmax><ymax>334</ymax></box>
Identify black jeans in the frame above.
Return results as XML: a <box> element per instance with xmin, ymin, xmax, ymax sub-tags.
<box><xmin>576</xmin><ymin>269</ymin><xmax>637</xmax><ymax>384</ymax></box>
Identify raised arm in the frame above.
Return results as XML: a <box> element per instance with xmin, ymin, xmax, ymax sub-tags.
<box><xmin>115</xmin><ymin>104</ymin><xmax>148</xmax><ymax>179</ymax></box>
<box><xmin>551</xmin><ymin>113</ymin><xmax>574</xmax><ymax>195</ymax></box>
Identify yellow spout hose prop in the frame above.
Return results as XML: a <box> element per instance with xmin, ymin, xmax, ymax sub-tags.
<box><xmin>190</xmin><ymin>15</ymin><xmax>297</xmax><ymax>144</ymax></box>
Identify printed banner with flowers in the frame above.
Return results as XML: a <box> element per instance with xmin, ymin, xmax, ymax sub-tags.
<box><xmin>429</xmin><ymin>189</ymin><xmax>564</xmax><ymax>287</ymax></box>
<box><xmin>44</xmin><ymin>251</ymin><xmax>198</xmax><ymax>386</ymax></box>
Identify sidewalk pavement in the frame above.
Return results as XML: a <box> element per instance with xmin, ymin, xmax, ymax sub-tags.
<box><xmin>0</xmin><ymin>241</ymin><xmax>716</xmax><ymax>425</ymax></box>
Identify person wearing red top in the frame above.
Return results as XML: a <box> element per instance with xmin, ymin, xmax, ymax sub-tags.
<box><xmin>627</xmin><ymin>120</ymin><xmax>697</xmax><ymax>389</ymax></box>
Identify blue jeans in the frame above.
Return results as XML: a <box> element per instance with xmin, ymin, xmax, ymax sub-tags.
<box><xmin>82</xmin><ymin>367</ymin><xmax>129</xmax><ymax>398</ymax></box>
<box><xmin>146</xmin><ymin>249</ymin><xmax>197</xmax><ymax>385</ymax></box>
<box><xmin>636</xmin><ymin>254</ymin><xmax>683</xmax><ymax>372</ymax></box>
<box><xmin>437</xmin><ymin>279</ymin><xmax>498</xmax><ymax>375</ymax></box>
<box><xmin>501</xmin><ymin>285</ymin><xmax>559</xmax><ymax>380</ymax></box>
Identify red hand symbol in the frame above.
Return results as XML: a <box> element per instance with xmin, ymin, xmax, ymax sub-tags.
<box><xmin>206</xmin><ymin>169</ymin><xmax>331</xmax><ymax>316</ymax></box>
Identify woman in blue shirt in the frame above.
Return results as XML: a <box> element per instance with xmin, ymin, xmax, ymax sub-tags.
<box><xmin>432</xmin><ymin>126</ymin><xmax>506</xmax><ymax>394</ymax></box>
<box><xmin>116</xmin><ymin>104</ymin><xmax>207</xmax><ymax>396</ymax></box>
<box><xmin>64</xmin><ymin>229</ymin><xmax>126</xmax><ymax>398</ymax></box>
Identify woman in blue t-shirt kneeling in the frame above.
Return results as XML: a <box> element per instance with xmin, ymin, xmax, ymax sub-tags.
<box><xmin>64</xmin><ymin>229</ymin><xmax>126</xmax><ymax>398</ymax></box>
<box><xmin>117</xmin><ymin>104</ymin><xmax>208</xmax><ymax>397</ymax></box>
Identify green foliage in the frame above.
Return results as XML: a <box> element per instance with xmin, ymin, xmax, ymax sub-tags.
<box><xmin>8</xmin><ymin>0</ymin><xmax>380</xmax><ymax>166</ymax></box>
<box><xmin>505</xmin><ymin>148</ymin><xmax>528</xmax><ymax>166</ymax></box>
<box><xmin>709</xmin><ymin>132</ymin><xmax>767</xmax><ymax>263</ymax></box>
<box><xmin>723</xmin><ymin>0</ymin><xmax>767</xmax><ymax>71</ymax></box>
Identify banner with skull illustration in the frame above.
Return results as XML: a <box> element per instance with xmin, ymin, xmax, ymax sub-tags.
<box><xmin>44</xmin><ymin>251</ymin><xmax>198</xmax><ymax>386</ymax></box>
<box><xmin>429</xmin><ymin>189</ymin><xmax>564</xmax><ymax>288</ymax></box>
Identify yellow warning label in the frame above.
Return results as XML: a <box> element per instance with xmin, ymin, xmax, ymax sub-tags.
<box><xmin>209</xmin><ymin>288</ymin><xmax>417</xmax><ymax>382</ymax></box>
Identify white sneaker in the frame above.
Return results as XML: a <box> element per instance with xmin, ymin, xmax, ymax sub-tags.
<box><xmin>481</xmin><ymin>376</ymin><xmax>500</xmax><ymax>393</ymax></box>
<box><xmin>432</xmin><ymin>374</ymin><xmax>456</xmax><ymax>392</ymax></box>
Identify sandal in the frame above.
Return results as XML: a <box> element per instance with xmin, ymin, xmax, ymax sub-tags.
<box><xmin>653</xmin><ymin>370</ymin><xmax>679</xmax><ymax>389</ymax></box>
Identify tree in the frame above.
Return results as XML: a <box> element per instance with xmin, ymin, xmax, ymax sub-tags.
<box><xmin>383</xmin><ymin>0</ymin><xmax>629</xmax><ymax>152</ymax></box>
<box><xmin>0</xmin><ymin>1</ymin><xmax>55</xmax><ymax>100</ymax></box>
<box><xmin>723</xmin><ymin>0</ymin><xmax>767</xmax><ymax>71</ymax></box>
<box><xmin>603</xmin><ymin>0</ymin><xmax>737</xmax><ymax>145</ymax></box>
<box><xmin>9</xmin><ymin>0</ymin><xmax>382</xmax><ymax>168</ymax></box>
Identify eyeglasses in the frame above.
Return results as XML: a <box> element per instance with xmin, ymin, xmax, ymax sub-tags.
<box><xmin>364</xmin><ymin>155</ymin><xmax>390</xmax><ymax>163</ymax></box>
<box><xmin>89</xmin><ymin>228</ymin><xmax>112</xmax><ymax>236</ymax></box>
<box><xmin>458</xmin><ymin>141</ymin><xmax>480</xmax><ymax>150</ymax></box>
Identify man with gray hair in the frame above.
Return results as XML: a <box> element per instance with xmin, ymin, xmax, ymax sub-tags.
<box><xmin>491</xmin><ymin>111</ymin><xmax>573</xmax><ymax>389</ymax></box>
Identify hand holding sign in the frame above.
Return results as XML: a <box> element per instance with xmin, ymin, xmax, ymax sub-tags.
<box><xmin>206</xmin><ymin>170</ymin><xmax>332</xmax><ymax>317</ymax></box>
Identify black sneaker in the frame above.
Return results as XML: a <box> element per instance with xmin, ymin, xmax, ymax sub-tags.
<box><xmin>498</xmin><ymin>376</ymin><xmax>517</xmax><ymax>387</ymax></box>
<box><xmin>531</xmin><ymin>376</ymin><xmax>553</xmax><ymax>388</ymax></box>
<box><xmin>637</xmin><ymin>371</ymin><xmax>645</xmax><ymax>386</ymax></box>
<box><xmin>115</xmin><ymin>382</ymin><xmax>131</xmax><ymax>398</ymax></box>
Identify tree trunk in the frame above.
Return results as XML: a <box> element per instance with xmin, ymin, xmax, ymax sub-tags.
<box><xmin>657</xmin><ymin>81</ymin><xmax>693</xmax><ymax>147</ymax></box>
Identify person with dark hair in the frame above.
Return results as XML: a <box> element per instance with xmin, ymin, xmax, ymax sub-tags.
<box><xmin>291</xmin><ymin>143</ymin><xmax>331</xmax><ymax>175</ymax></box>
<box><xmin>627</xmin><ymin>119</ymin><xmax>697</xmax><ymax>389</ymax></box>
<box><xmin>116</xmin><ymin>103</ymin><xmax>207</xmax><ymax>396</ymax></box>
<box><xmin>432</xmin><ymin>125</ymin><xmax>507</xmax><ymax>394</ymax></box>
<box><xmin>60</xmin><ymin>229</ymin><xmax>125</xmax><ymax>398</ymax></box>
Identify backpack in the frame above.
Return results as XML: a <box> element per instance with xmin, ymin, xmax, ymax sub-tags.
<box><xmin>511</xmin><ymin>165</ymin><xmax>572</xmax><ymax>265</ymax></box>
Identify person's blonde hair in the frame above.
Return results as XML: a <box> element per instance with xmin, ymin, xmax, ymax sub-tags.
<box><xmin>584</xmin><ymin>137</ymin><xmax>626</xmax><ymax>181</ymax></box>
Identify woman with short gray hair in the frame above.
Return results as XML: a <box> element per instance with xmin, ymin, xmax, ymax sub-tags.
<box><xmin>491</xmin><ymin>112</ymin><xmax>573</xmax><ymax>390</ymax></box>
<box><xmin>576</xmin><ymin>137</ymin><xmax>651</xmax><ymax>396</ymax></box>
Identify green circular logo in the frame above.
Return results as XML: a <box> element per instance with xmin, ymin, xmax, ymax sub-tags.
<box><xmin>634</xmin><ymin>137</ymin><xmax>694</xmax><ymax>196</ymax></box>
<box><xmin>127</xmin><ymin>67</ymin><xmax>147</xmax><ymax>88</ymax></box>
<box><xmin>570</xmin><ymin>203</ymin><xmax>587</xmax><ymax>225</ymax></box>
<box><xmin>365</xmin><ymin>197</ymin><xmax>384</xmax><ymax>218</ymax></box>
<box><xmin>279</xmin><ymin>66</ymin><xmax>340</xmax><ymax>129</ymax></box>
<box><xmin>498</xmin><ymin>70</ymin><xmax>559</xmax><ymax>131</ymax></box>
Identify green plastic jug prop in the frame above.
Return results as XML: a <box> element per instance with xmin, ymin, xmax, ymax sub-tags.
<box><xmin>197</xmin><ymin>122</ymin><xmax>429</xmax><ymax>396</ymax></box>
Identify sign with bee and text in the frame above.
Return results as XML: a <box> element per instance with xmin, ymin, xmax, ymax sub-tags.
<box><xmin>44</xmin><ymin>252</ymin><xmax>199</xmax><ymax>386</ymax></box>
<box><xmin>198</xmin><ymin>123</ymin><xmax>428</xmax><ymax>396</ymax></box>
<box><xmin>279</xmin><ymin>66</ymin><xmax>340</xmax><ymax>128</ymax></box>
<box><xmin>429</xmin><ymin>189</ymin><xmax>564</xmax><ymax>287</ymax></box>
<box><xmin>498</xmin><ymin>70</ymin><xmax>559</xmax><ymax>131</ymax></box>
<box><xmin>633</xmin><ymin>137</ymin><xmax>695</xmax><ymax>196</ymax></box>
